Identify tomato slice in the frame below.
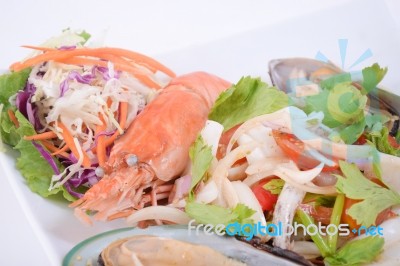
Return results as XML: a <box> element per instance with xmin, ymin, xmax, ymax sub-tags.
<box><xmin>388</xmin><ymin>135</ymin><xmax>400</xmax><ymax>149</ymax></box>
<box><xmin>251</xmin><ymin>177</ymin><xmax>279</xmax><ymax>212</ymax></box>
<box><xmin>299</xmin><ymin>204</ymin><xmax>333</xmax><ymax>225</ymax></box>
<box><xmin>272</xmin><ymin>130</ymin><xmax>338</xmax><ymax>172</ymax></box>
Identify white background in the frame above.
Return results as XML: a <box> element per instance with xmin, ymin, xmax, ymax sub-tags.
<box><xmin>1</xmin><ymin>0</ymin><xmax>400</xmax><ymax>265</ymax></box>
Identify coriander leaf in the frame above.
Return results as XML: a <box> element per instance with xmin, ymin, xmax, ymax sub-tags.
<box><xmin>232</xmin><ymin>203</ymin><xmax>256</xmax><ymax>224</ymax></box>
<box><xmin>366</xmin><ymin>127</ymin><xmax>400</xmax><ymax>157</ymax></box>
<box><xmin>339</xmin><ymin>118</ymin><xmax>366</xmax><ymax>144</ymax></box>
<box><xmin>362</xmin><ymin>63</ymin><xmax>387</xmax><ymax>94</ymax></box>
<box><xmin>320</xmin><ymin>72</ymin><xmax>352</xmax><ymax>90</ymax></box>
<box><xmin>324</xmin><ymin>236</ymin><xmax>384</xmax><ymax>266</ymax></box>
<box><xmin>319</xmin><ymin>63</ymin><xmax>387</xmax><ymax>95</ymax></box>
<box><xmin>13</xmin><ymin>111</ymin><xmax>74</xmax><ymax>201</ymax></box>
<box><xmin>335</xmin><ymin>161</ymin><xmax>400</xmax><ymax>226</ymax></box>
<box><xmin>185</xmin><ymin>202</ymin><xmax>255</xmax><ymax>226</ymax></box>
<box><xmin>78</xmin><ymin>30</ymin><xmax>91</xmax><ymax>44</ymax></box>
<box><xmin>306</xmin><ymin>82</ymin><xmax>368</xmax><ymax>144</ymax></box>
<box><xmin>303</xmin><ymin>193</ymin><xmax>336</xmax><ymax>208</ymax></box>
<box><xmin>209</xmin><ymin>76</ymin><xmax>288</xmax><ymax>131</ymax></box>
<box><xmin>306</xmin><ymin>83</ymin><xmax>366</xmax><ymax>129</ymax></box>
<box><xmin>0</xmin><ymin>69</ymin><xmax>31</xmax><ymax>109</ymax></box>
<box><xmin>263</xmin><ymin>179</ymin><xmax>285</xmax><ymax>194</ymax></box>
<box><xmin>189</xmin><ymin>135</ymin><xmax>213</xmax><ymax>192</ymax></box>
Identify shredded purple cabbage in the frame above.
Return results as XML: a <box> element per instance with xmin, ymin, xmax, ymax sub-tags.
<box><xmin>58</xmin><ymin>45</ymin><xmax>76</xmax><ymax>51</ymax></box>
<box><xmin>88</xmin><ymin>130</ymin><xmax>116</xmax><ymax>151</ymax></box>
<box><xmin>16</xmin><ymin>82</ymin><xmax>41</xmax><ymax>131</ymax></box>
<box><xmin>64</xmin><ymin>182</ymin><xmax>83</xmax><ymax>198</ymax></box>
<box><xmin>95</xmin><ymin>66</ymin><xmax>121</xmax><ymax>81</ymax></box>
<box><xmin>31</xmin><ymin>141</ymin><xmax>61</xmax><ymax>175</ymax></box>
<box><xmin>60</xmin><ymin>70</ymin><xmax>96</xmax><ymax>97</ymax></box>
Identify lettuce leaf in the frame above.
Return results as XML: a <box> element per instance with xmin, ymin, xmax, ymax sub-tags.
<box><xmin>208</xmin><ymin>76</ymin><xmax>288</xmax><ymax>131</ymax></box>
<box><xmin>12</xmin><ymin>111</ymin><xmax>74</xmax><ymax>201</ymax></box>
<box><xmin>0</xmin><ymin>69</ymin><xmax>31</xmax><ymax>109</ymax></box>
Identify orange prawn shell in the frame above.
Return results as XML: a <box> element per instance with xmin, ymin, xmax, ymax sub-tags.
<box><xmin>107</xmin><ymin>72</ymin><xmax>231</xmax><ymax>181</ymax></box>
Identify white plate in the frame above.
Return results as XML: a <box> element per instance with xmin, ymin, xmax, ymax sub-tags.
<box><xmin>1</xmin><ymin>0</ymin><xmax>400</xmax><ymax>265</ymax></box>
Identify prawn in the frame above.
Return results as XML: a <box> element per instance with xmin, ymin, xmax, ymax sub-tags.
<box><xmin>70</xmin><ymin>72</ymin><xmax>231</xmax><ymax>223</ymax></box>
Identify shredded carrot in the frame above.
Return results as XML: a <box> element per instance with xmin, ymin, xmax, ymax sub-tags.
<box><xmin>24</xmin><ymin>131</ymin><xmax>57</xmax><ymax>141</ymax></box>
<box><xmin>96</xmin><ymin>114</ymin><xmax>107</xmax><ymax>167</ymax></box>
<box><xmin>57</xmin><ymin>56</ymin><xmax>161</xmax><ymax>89</ymax></box>
<box><xmin>51</xmin><ymin>144</ymin><xmax>70</xmax><ymax>156</ymax></box>
<box><xmin>13</xmin><ymin>46</ymin><xmax>176</xmax><ymax>78</ymax></box>
<box><xmin>40</xmin><ymin>141</ymin><xmax>69</xmax><ymax>158</ymax></box>
<box><xmin>21</xmin><ymin>45</ymin><xmax>54</xmax><ymax>51</ymax></box>
<box><xmin>104</xmin><ymin>101</ymin><xmax>128</xmax><ymax>147</ymax></box>
<box><xmin>58</xmin><ymin>122</ymin><xmax>91</xmax><ymax>168</ymax></box>
<box><xmin>7</xmin><ymin>109</ymin><xmax>19</xmax><ymax>128</ymax></box>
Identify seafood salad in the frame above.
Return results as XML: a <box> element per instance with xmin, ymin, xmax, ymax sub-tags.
<box><xmin>1</xmin><ymin>31</ymin><xmax>400</xmax><ymax>266</ymax></box>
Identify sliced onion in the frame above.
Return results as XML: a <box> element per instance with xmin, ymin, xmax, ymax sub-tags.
<box><xmin>243</xmin><ymin>171</ymin><xmax>275</xmax><ymax>187</ymax></box>
<box><xmin>227</xmin><ymin>107</ymin><xmax>296</xmax><ymax>153</ymax></box>
<box><xmin>213</xmin><ymin>178</ymin><xmax>239</xmax><ymax>208</ymax></box>
<box><xmin>274</xmin><ymin>161</ymin><xmax>324</xmax><ymax>184</ymax></box>
<box><xmin>231</xmin><ymin>181</ymin><xmax>266</xmax><ymax>227</ymax></box>
<box><xmin>245</xmin><ymin>157</ymin><xmax>289</xmax><ymax>176</ymax></box>
<box><xmin>211</xmin><ymin>142</ymin><xmax>257</xmax><ymax>189</ymax></box>
<box><xmin>195</xmin><ymin>180</ymin><xmax>219</xmax><ymax>204</ymax></box>
<box><xmin>228</xmin><ymin>163</ymin><xmax>248</xmax><ymax>181</ymax></box>
<box><xmin>126</xmin><ymin>206</ymin><xmax>191</xmax><ymax>226</ymax></box>
<box><xmin>200</xmin><ymin>120</ymin><xmax>224</xmax><ymax>156</ymax></box>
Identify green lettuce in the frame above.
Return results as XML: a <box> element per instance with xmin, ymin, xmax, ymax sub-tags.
<box><xmin>13</xmin><ymin>111</ymin><xmax>74</xmax><ymax>201</ymax></box>
<box><xmin>0</xmin><ymin>69</ymin><xmax>74</xmax><ymax>200</ymax></box>
<box><xmin>0</xmin><ymin>69</ymin><xmax>31</xmax><ymax>109</ymax></box>
<box><xmin>208</xmin><ymin>76</ymin><xmax>288</xmax><ymax>131</ymax></box>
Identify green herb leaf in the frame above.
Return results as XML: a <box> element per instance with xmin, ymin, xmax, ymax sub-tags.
<box><xmin>335</xmin><ymin>161</ymin><xmax>400</xmax><ymax>227</ymax></box>
<box><xmin>185</xmin><ymin>202</ymin><xmax>255</xmax><ymax>226</ymax></box>
<box><xmin>366</xmin><ymin>127</ymin><xmax>400</xmax><ymax>157</ymax></box>
<box><xmin>320</xmin><ymin>72</ymin><xmax>352</xmax><ymax>90</ymax></box>
<box><xmin>339</xmin><ymin>118</ymin><xmax>366</xmax><ymax>144</ymax></box>
<box><xmin>306</xmin><ymin>82</ymin><xmax>366</xmax><ymax>129</ymax></box>
<box><xmin>324</xmin><ymin>236</ymin><xmax>384</xmax><ymax>266</ymax></box>
<box><xmin>189</xmin><ymin>135</ymin><xmax>213</xmax><ymax>192</ymax></box>
<box><xmin>263</xmin><ymin>179</ymin><xmax>285</xmax><ymax>194</ymax></box>
<box><xmin>362</xmin><ymin>63</ymin><xmax>387</xmax><ymax>94</ymax></box>
<box><xmin>78</xmin><ymin>30</ymin><xmax>91</xmax><ymax>44</ymax></box>
<box><xmin>209</xmin><ymin>76</ymin><xmax>288</xmax><ymax>131</ymax></box>
<box><xmin>12</xmin><ymin>111</ymin><xmax>74</xmax><ymax>201</ymax></box>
